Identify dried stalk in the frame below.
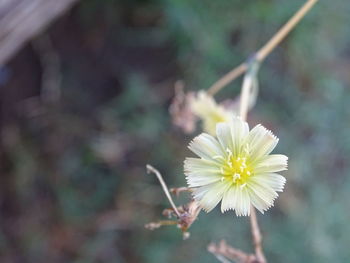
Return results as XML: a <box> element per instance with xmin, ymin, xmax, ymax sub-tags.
<box><xmin>145</xmin><ymin>165</ymin><xmax>201</xmax><ymax>239</ymax></box>
<box><xmin>145</xmin><ymin>220</ymin><xmax>177</xmax><ymax>230</ymax></box>
<box><xmin>146</xmin><ymin>164</ymin><xmax>181</xmax><ymax>218</ymax></box>
<box><xmin>170</xmin><ymin>186</ymin><xmax>193</xmax><ymax>196</ymax></box>
<box><xmin>207</xmin><ymin>63</ymin><xmax>247</xmax><ymax>96</ymax></box>
<box><xmin>208</xmin><ymin>240</ymin><xmax>257</xmax><ymax>263</ymax></box>
<box><xmin>207</xmin><ymin>0</ymin><xmax>318</xmax><ymax>96</ymax></box>
<box><xmin>249</xmin><ymin>208</ymin><xmax>265</xmax><ymax>263</ymax></box>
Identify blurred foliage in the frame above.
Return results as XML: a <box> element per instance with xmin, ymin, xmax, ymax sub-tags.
<box><xmin>0</xmin><ymin>0</ymin><xmax>350</xmax><ymax>262</ymax></box>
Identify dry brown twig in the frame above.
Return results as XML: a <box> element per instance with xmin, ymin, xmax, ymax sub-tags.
<box><xmin>146</xmin><ymin>164</ymin><xmax>181</xmax><ymax>218</ymax></box>
<box><xmin>145</xmin><ymin>165</ymin><xmax>201</xmax><ymax>239</ymax></box>
<box><xmin>208</xmin><ymin>240</ymin><xmax>257</xmax><ymax>263</ymax></box>
<box><xmin>170</xmin><ymin>186</ymin><xmax>193</xmax><ymax>196</ymax></box>
<box><xmin>207</xmin><ymin>0</ymin><xmax>319</xmax><ymax>96</ymax></box>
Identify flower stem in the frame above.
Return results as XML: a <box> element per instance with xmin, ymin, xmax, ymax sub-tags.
<box><xmin>239</xmin><ymin>59</ymin><xmax>266</xmax><ymax>263</ymax></box>
<box><xmin>250</xmin><ymin>208</ymin><xmax>266</xmax><ymax>263</ymax></box>
<box><xmin>207</xmin><ymin>0</ymin><xmax>318</xmax><ymax>96</ymax></box>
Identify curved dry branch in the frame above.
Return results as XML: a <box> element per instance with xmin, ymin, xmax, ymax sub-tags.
<box><xmin>207</xmin><ymin>0</ymin><xmax>318</xmax><ymax>96</ymax></box>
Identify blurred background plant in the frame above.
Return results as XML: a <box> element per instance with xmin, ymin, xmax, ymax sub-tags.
<box><xmin>0</xmin><ymin>0</ymin><xmax>350</xmax><ymax>262</ymax></box>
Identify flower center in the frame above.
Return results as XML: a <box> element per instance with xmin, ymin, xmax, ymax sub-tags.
<box><xmin>218</xmin><ymin>149</ymin><xmax>252</xmax><ymax>187</ymax></box>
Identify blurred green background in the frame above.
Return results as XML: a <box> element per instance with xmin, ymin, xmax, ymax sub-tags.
<box><xmin>0</xmin><ymin>0</ymin><xmax>349</xmax><ymax>262</ymax></box>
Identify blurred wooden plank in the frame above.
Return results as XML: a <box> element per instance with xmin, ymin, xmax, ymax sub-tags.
<box><xmin>0</xmin><ymin>0</ymin><xmax>79</xmax><ymax>66</ymax></box>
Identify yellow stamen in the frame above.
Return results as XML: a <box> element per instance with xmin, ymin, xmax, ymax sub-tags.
<box><xmin>221</xmin><ymin>155</ymin><xmax>253</xmax><ymax>186</ymax></box>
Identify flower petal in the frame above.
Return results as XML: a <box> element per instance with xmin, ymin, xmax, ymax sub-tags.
<box><xmin>185</xmin><ymin>158</ymin><xmax>222</xmax><ymax>187</ymax></box>
<box><xmin>216</xmin><ymin>117</ymin><xmax>249</xmax><ymax>156</ymax></box>
<box><xmin>193</xmin><ymin>182</ymin><xmax>230</xmax><ymax>212</ymax></box>
<box><xmin>235</xmin><ymin>187</ymin><xmax>251</xmax><ymax>216</ymax></box>
<box><xmin>192</xmin><ymin>184</ymin><xmax>213</xmax><ymax>200</ymax></box>
<box><xmin>252</xmin><ymin>173</ymin><xmax>286</xmax><ymax>192</ymax></box>
<box><xmin>247</xmin><ymin>187</ymin><xmax>273</xmax><ymax>214</ymax></box>
<box><xmin>248</xmin><ymin>195</ymin><xmax>267</xmax><ymax>214</ymax></box>
<box><xmin>216</xmin><ymin>122</ymin><xmax>234</xmax><ymax>152</ymax></box>
<box><xmin>231</xmin><ymin>117</ymin><xmax>249</xmax><ymax>156</ymax></box>
<box><xmin>186</xmin><ymin>174</ymin><xmax>222</xmax><ymax>187</ymax></box>
<box><xmin>220</xmin><ymin>185</ymin><xmax>237</xmax><ymax>213</ymax></box>
<box><xmin>254</xmin><ymin>154</ymin><xmax>288</xmax><ymax>174</ymax></box>
<box><xmin>246</xmin><ymin>179</ymin><xmax>278</xmax><ymax>206</ymax></box>
<box><xmin>188</xmin><ymin>133</ymin><xmax>224</xmax><ymax>161</ymax></box>
<box><xmin>246</xmin><ymin>124</ymin><xmax>279</xmax><ymax>163</ymax></box>
<box><xmin>184</xmin><ymin>157</ymin><xmax>221</xmax><ymax>173</ymax></box>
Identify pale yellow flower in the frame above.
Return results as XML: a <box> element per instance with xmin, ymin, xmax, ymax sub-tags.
<box><xmin>184</xmin><ymin>117</ymin><xmax>288</xmax><ymax>216</ymax></box>
<box><xmin>190</xmin><ymin>91</ymin><xmax>233</xmax><ymax>135</ymax></box>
